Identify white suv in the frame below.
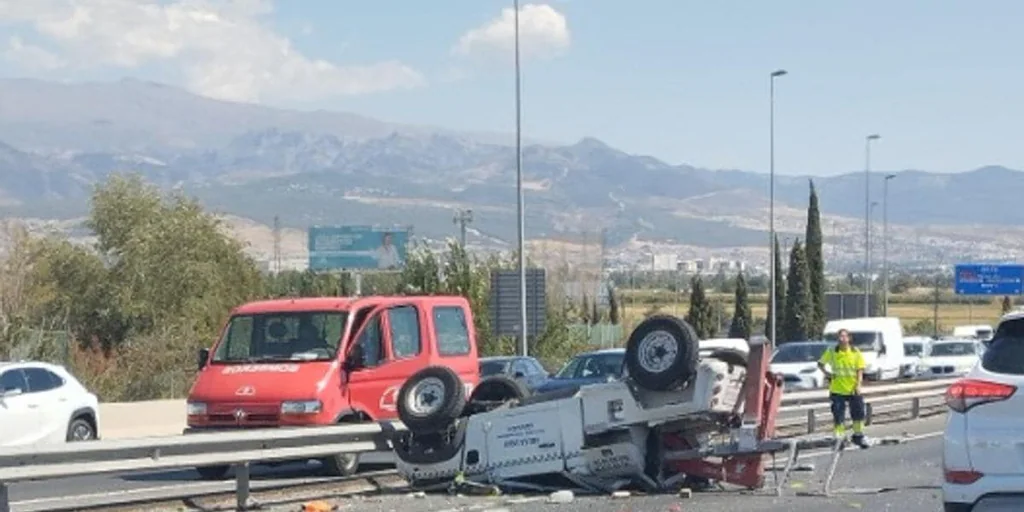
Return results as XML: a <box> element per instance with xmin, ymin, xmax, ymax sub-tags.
<box><xmin>0</xmin><ymin>361</ymin><xmax>101</xmax><ymax>447</ymax></box>
<box><xmin>942</xmin><ymin>312</ymin><xmax>1024</xmax><ymax>511</ymax></box>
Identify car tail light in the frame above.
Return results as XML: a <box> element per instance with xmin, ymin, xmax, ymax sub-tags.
<box><xmin>944</xmin><ymin>469</ymin><xmax>984</xmax><ymax>485</ymax></box>
<box><xmin>944</xmin><ymin>379</ymin><xmax>1017</xmax><ymax>413</ymax></box>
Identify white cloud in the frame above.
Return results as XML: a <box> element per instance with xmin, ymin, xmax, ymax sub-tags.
<box><xmin>4</xmin><ymin>36</ymin><xmax>66</xmax><ymax>70</ymax></box>
<box><xmin>0</xmin><ymin>0</ymin><xmax>426</xmax><ymax>103</ymax></box>
<box><xmin>454</xmin><ymin>3</ymin><xmax>570</xmax><ymax>60</ymax></box>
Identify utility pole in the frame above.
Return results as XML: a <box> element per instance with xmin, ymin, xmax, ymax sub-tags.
<box><xmin>452</xmin><ymin>209</ymin><xmax>473</xmax><ymax>248</ymax></box>
<box><xmin>883</xmin><ymin>174</ymin><xmax>896</xmax><ymax>316</ymax></box>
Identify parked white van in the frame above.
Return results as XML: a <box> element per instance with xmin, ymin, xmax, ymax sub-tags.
<box><xmin>821</xmin><ymin>317</ymin><xmax>907</xmax><ymax>381</ymax></box>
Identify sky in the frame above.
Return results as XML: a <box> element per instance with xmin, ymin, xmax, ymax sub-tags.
<box><xmin>0</xmin><ymin>0</ymin><xmax>1021</xmax><ymax>176</ymax></box>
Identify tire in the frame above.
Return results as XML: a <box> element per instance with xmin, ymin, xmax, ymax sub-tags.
<box><xmin>464</xmin><ymin>375</ymin><xmax>531</xmax><ymax>415</ymax></box>
<box><xmin>195</xmin><ymin>465</ymin><xmax>230</xmax><ymax>480</ymax></box>
<box><xmin>322</xmin><ymin>452</ymin><xmax>360</xmax><ymax>477</ymax></box>
<box><xmin>66</xmin><ymin>416</ymin><xmax>96</xmax><ymax>442</ymax></box>
<box><xmin>397</xmin><ymin>366</ymin><xmax>466</xmax><ymax>434</ymax></box>
<box><xmin>625</xmin><ymin>315</ymin><xmax>700</xmax><ymax>392</ymax></box>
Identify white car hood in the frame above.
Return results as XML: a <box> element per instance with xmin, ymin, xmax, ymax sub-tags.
<box><xmin>920</xmin><ymin>355</ymin><xmax>977</xmax><ymax>369</ymax></box>
<box><xmin>770</xmin><ymin>362</ymin><xmax>821</xmax><ymax>375</ymax></box>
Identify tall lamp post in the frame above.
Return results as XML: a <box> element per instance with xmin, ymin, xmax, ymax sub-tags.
<box><xmin>513</xmin><ymin>0</ymin><xmax>528</xmax><ymax>356</ymax></box>
<box><xmin>769</xmin><ymin>69</ymin><xmax>787</xmax><ymax>347</ymax></box>
<box><xmin>864</xmin><ymin>134</ymin><xmax>880</xmax><ymax>316</ymax></box>
<box><xmin>882</xmin><ymin>174</ymin><xmax>896</xmax><ymax>316</ymax></box>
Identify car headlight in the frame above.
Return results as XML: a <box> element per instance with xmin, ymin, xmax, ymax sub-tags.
<box><xmin>186</xmin><ymin>401</ymin><xmax>207</xmax><ymax>416</ymax></box>
<box><xmin>281</xmin><ymin>400</ymin><xmax>323</xmax><ymax>415</ymax></box>
<box><xmin>799</xmin><ymin>367</ymin><xmax>818</xmax><ymax>374</ymax></box>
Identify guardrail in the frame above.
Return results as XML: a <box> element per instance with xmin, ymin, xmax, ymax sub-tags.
<box><xmin>0</xmin><ymin>378</ymin><xmax>955</xmax><ymax>512</ymax></box>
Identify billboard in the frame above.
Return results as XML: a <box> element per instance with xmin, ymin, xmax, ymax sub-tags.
<box><xmin>490</xmin><ymin>268</ymin><xmax>547</xmax><ymax>339</ymax></box>
<box><xmin>955</xmin><ymin>264</ymin><xmax>1024</xmax><ymax>295</ymax></box>
<box><xmin>308</xmin><ymin>225</ymin><xmax>410</xmax><ymax>271</ymax></box>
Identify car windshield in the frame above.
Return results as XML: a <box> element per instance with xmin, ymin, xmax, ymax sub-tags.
<box><xmin>772</xmin><ymin>343</ymin><xmax>829</xmax><ymax>363</ymax></box>
<box><xmin>928</xmin><ymin>342</ymin><xmax>976</xmax><ymax>357</ymax></box>
<box><xmin>480</xmin><ymin>360</ymin><xmax>509</xmax><ymax>376</ymax></box>
<box><xmin>905</xmin><ymin>343</ymin><xmax>924</xmax><ymax>357</ymax></box>
<box><xmin>823</xmin><ymin>331</ymin><xmax>880</xmax><ymax>351</ymax></box>
<box><xmin>212</xmin><ymin>311</ymin><xmax>347</xmax><ymax>363</ymax></box>
<box><xmin>555</xmin><ymin>352</ymin><xmax>624</xmax><ymax>379</ymax></box>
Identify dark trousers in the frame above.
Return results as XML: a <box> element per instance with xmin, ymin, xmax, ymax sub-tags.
<box><xmin>829</xmin><ymin>393</ymin><xmax>865</xmax><ymax>427</ymax></box>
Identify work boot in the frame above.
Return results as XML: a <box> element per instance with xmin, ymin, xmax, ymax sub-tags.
<box><xmin>851</xmin><ymin>433</ymin><xmax>870</xmax><ymax>449</ymax></box>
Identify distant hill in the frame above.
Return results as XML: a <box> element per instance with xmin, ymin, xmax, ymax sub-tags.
<box><xmin>0</xmin><ymin>78</ymin><xmax>1021</xmax><ymax>258</ymax></box>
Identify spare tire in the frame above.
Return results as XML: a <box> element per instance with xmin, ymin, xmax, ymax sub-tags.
<box><xmin>397</xmin><ymin>366</ymin><xmax>466</xmax><ymax>434</ymax></box>
<box><xmin>625</xmin><ymin>315</ymin><xmax>699</xmax><ymax>391</ymax></box>
<box><xmin>464</xmin><ymin>375</ymin><xmax>531</xmax><ymax>415</ymax></box>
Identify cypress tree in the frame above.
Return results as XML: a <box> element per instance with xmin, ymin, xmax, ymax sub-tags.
<box><xmin>686</xmin><ymin>275</ymin><xmax>715</xmax><ymax>339</ymax></box>
<box><xmin>608</xmin><ymin>284</ymin><xmax>621</xmax><ymax>325</ymax></box>
<box><xmin>1002</xmin><ymin>295</ymin><xmax>1013</xmax><ymax>315</ymax></box>
<box><xmin>805</xmin><ymin>180</ymin><xmax>826</xmax><ymax>337</ymax></box>
<box><xmin>782</xmin><ymin>239</ymin><xmax>812</xmax><ymax>343</ymax></box>
<box><xmin>591</xmin><ymin>300</ymin><xmax>600</xmax><ymax>326</ymax></box>
<box><xmin>765</xmin><ymin>234</ymin><xmax>787</xmax><ymax>344</ymax></box>
<box><xmin>728</xmin><ymin>271</ymin><xmax>753</xmax><ymax>340</ymax></box>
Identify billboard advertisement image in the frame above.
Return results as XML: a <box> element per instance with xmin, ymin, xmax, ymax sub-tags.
<box><xmin>308</xmin><ymin>225</ymin><xmax>410</xmax><ymax>271</ymax></box>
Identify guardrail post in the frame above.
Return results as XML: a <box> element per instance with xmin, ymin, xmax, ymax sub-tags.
<box><xmin>911</xmin><ymin>397</ymin><xmax>921</xmax><ymax>419</ymax></box>
<box><xmin>807</xmin><ymin>409</ymin><xmax>816</xmax><ymax>434</ymax></box>
<box><xmin>235</xmin><ymin>462</ymin><xmax>251</xmax><ymax>510</ymax></box>
<box><xmin>865</xmin><ymin>403</ymin><xmax>873</xmax><ymax>426</ymax></box>
<box><xmin>1</xmin><ymin>482</ymin><xmax>9</xmax><ymax>512</ymax></box>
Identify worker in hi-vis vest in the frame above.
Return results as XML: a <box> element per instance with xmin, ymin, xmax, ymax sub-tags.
<box><xmin>817</xmin><ymin>328</ymin><xmax>870</xmax><ymax>449</ymax></box>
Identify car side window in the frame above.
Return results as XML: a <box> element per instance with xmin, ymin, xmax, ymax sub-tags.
<box><xmin>1</xmin><ymin>370</ymin><xmax>27</xmax><ymax>393</ymax></box>
<box><xmin>511</xmin><ymin>360</ymin><xmax>530</xmax><ymax>377</ymax></box>
<box><xmin>23</xmin><ymin>368</ymin><xmax>61</xmax><ymax>393</ymax></box>
<box><xmin>528</xmin><ymin>359</ymin><xmax>547</xmax><ymax>375</ymax></box>
<box><xmin>433</xmin><ymin>306</ymin><xmax>471</xmax><ymax>356</ymax></box>
<box><xmin>353</xmin><ymin>314</ymin><xmax>384</xmax><ymax>368</ymax></box>
<box><xmin>388</xmin><ymin>306</ymin><xmax>422</xmax><ymax>359</ymax></box>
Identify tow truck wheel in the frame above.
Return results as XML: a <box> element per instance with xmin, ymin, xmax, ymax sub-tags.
<box><xmin>464</xmin><ymin>374</ymin><xmax>531</xmax><ymax>415</ymax></box>
<box><xmin>322</xmin><ymin>453</ymin><xmax>360</xmax><ymax>477</ymax></box>
<box><xmin>195</xmin><ymin>465</ymin><xmax>230</xmax><ymax>480</ymax></box>
<box><xmin>398</xmin><ymin>366</ymin><xmax>466</xmax><ymax>434</ymax></box>
<box><xmin>625</xmin><ymin>315</ymin><xmax>699</xmax><ymax>392</ymax></box>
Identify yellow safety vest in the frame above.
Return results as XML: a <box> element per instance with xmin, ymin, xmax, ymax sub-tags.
<box><xmin>819</xmin><ymin>346</ymin><xmax>866</xmax><ymax>396</ymax></box>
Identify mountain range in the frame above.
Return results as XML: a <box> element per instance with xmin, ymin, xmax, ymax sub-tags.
<box><xmin>0</xmin><ymin>77</ymin><xmax>1020</xmax><ymax>262</ymax></box>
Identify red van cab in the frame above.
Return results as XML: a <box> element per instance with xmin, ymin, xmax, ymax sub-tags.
<box><xmin>184</xmin><ymin>295</ymin><xmax>480</xmax><ymax>479</ymax></box>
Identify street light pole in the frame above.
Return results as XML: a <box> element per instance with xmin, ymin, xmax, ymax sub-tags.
<box><xmin>883</xmin><ymin>174</ymin><xmax>896</xmax><ymax>316</ymax></box>
<box><xmin>769</xmin><ymin>69</ymin><xmax>787</xmax><ymax>348</ymax></box>
<box><xmin>513</xmin><ymin>0</ymin><xmax>528</xmax><ymax>356</ymax></box>
<box><xmin>864</xmin><ymin>134</ymin><xmax>880</xmax><ymax>316</ymax></box>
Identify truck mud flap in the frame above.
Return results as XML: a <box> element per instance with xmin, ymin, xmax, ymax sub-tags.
<box><xmin>394</xmin><ymin>421</ymin><xmax>468</xmax><ymax>465</ymax></box>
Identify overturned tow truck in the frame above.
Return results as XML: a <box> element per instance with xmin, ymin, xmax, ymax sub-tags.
<box><xmin>388</xmin><ymin>315</ymin><xmax>827</xmax><ymax>494</ymax></box>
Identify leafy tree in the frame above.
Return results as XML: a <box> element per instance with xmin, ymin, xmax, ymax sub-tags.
<box><xmin>1003</xmin><ymin>295</ymin><xmax>1013</xmax><ymax>315</ymax></box>
<box><xmin>685</xmin><ymin>275</ymin><xmax>715</xmax><ymax>339</ymax></box>
<box><xmin>805</xmin><ymin>180</ymin><xmax>826</xmax><ymax>337</ymax></box>
<box><xmin>765</xmin><ymin>234</ymin><xmax>787</xmax><ymax>343</ymax></box>
<box><xmin>782</xmin><ymin>239</ymin><xmax>812</xmax><ymax>343</ymax></box>
<box><xmin>728</xmin><ymin>271</ymin><xmax>752</xmax><ymax>340</ymax></box>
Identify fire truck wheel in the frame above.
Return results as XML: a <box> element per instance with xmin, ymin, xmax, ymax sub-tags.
<box><xmin>322</xmin><ymin>452</ymin><xmax>360</xmax><ymax>477</ymax></box>
<box><xmin>625</xmin><ymin>315</ymin><xmax>699</xmax><ymax>392</ymax></box>
<box><xmin>195</xmin><ymin>465</ymin><xmax>230</xmax><ymax>480</ymax></box>
<box><xmin>398</xmin><ymin>366</ymin><xmax>466</xmax><ymax>434</ymax></box>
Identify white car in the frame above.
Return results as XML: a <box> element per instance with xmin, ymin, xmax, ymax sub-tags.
<box><xmin>769</xmin><ymin>341</ymin><xmax>831</xmax><ymax>390</ymax></box>
<box><xmin>902</xmin><ymin>336</ymin><xmax>931</xmax><ymax>378</ymax></box>
<box><xmin>0</xmin><ymin>361</ymin><xmax>101</xmax><ymax>447</ymax></box>
<box><xmin>918</xmin><ymin>339</ymin><xmax>982</xmax><ymax>379</ymax></box>
<box><xmin>943</xmin><ymin>312</ymin><xmax>1024</xmax><ymax>511</ymax></box>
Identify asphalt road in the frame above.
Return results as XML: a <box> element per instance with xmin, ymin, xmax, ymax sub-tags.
<box><xmin>8</xmin><ymin>416</ymin><xmax>948</xmax><ymax>512</ymax></box>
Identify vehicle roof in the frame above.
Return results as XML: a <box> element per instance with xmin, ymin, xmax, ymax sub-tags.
<box><xmin>0</xmin><ymin>360</ymin><xmax>64</xmax><ymax>371</ymax></box>
<box><xmin>823</xmin><ymin>317</ymin><xmax>902</xmax><ymax>330</ymax></box>
<box><xmin>932</xmin><ymin>338</ymin><xmax>978</xmax><ymax>345</ymax></box>
<box><xmin>233</xmin><ymin>295</ymin><xmax>467</xmax><ymax>314</ymax></box>
<box><xmin>578</xmin><ymin>348</ymin><xmax>626</xmax><ymax>356</ymax></box>
<box><xmin>479</xmin><ymin>356</ymin><xmax>526</xmax><ymax>363</ymax></box>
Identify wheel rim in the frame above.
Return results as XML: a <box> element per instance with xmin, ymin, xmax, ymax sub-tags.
<box><xmin>406</xmin><ymin>376</ymin><xmax>446</xmax><ymax>417</ymax></box>
<box><xmin>636</xmin><ymin>330</ymin><xmax>678</xmax><ymax>374</ymax></box>
<box><xmin>71</xmin><ymin>422</ymin><xmax>93</xmax><ymax>441</ymax></box>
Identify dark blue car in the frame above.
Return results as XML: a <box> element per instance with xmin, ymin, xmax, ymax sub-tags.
<box><xmin>534</xmin><ymin>348</ymin><xmax>625</xmax><ymax>393</ymax></box>
<box><xmin>478</xmin><ymin>355</ymin><xmax>550</xmax><ymax>391</ymax></box>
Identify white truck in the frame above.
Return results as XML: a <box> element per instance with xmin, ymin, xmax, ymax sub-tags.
<box><xmin>822</xmin><ymin>317</ymin><xmax>909</xmax><ymax>381</ymax></box>
<box><xmin>388</xmin><ymin>315</ymin><xmax>798</xmax><ymax>494</ymax></box>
